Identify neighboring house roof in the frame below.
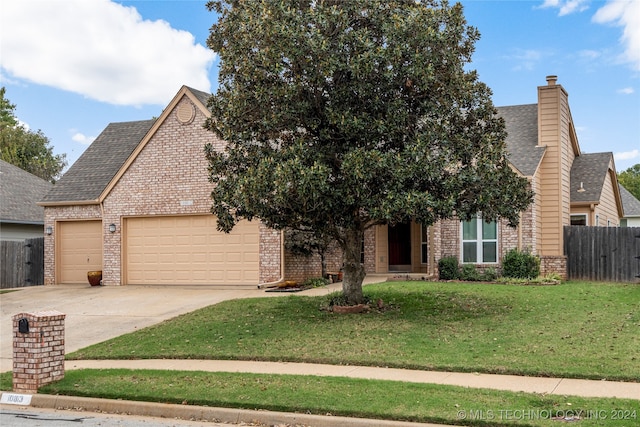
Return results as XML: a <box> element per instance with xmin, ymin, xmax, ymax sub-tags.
<box><xmin>40</xmin><ymin>119</ymin><xmax>156</xmax><ymax>204</ymax></box>
<box><xmin>497</xmin><ymin>104</ymin><xmax>546</xmax><ymax>176</ymax></box>
<box><xmin>619</xmin><ymin>184</ymin><xmax>640</xmax><ymax>218</ymax></box>
<box><xmin>570</xmin><ymin>152</ymin><xmax>614</xmax><ymax>203</ymax></box>
<box><xmin>0</xmin><ymin>159</ymin><xmax>53</xmax><ymax>224</ymax></box>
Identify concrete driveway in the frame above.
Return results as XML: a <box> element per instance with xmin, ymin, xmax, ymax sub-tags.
<box><xmin>0</xmin><ymin>284</ymin><xmax>272</xmax><ymax>373</ymax></box>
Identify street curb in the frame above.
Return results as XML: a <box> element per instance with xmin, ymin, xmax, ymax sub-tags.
<box><xmin>1</xmin><ymin>392</ymin><xmax>447</xmax><ymax>427</ymax></box>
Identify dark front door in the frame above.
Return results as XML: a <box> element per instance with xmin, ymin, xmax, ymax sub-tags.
<box><xmin>388</xmin><ymin>222</ymin><xmax>412</xmax><ymax>271</ymax></box>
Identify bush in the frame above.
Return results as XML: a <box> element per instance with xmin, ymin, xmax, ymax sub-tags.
<box><xmin>438</xmin><ymin>256</ymin><xmax>459</xmax><ymax>280</ymax></box>
<box><xmin>479</xmin><ymin>267</ymin><xmax>498</xmax><ymax>282</ymax></box>
<box><xmin>302</xmin><ymin>277</ymin><xmax>329</xmax><ymax>288</ymax></box>
<box><xmin>502</xmin><ymin>248</ymin><xmax>540</xmax><ymax>279</ymax></box>
<box><xmin>460</xmin><ymin>264</ymin><xmax>480</xmax><ymax>281</ymax></box>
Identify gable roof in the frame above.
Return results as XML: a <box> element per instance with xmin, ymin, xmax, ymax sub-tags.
<box><xmin>40</xmin><ymin>119</ymin><xmax>156</xmax><ymax>205</ymax></box>
<box><xmin>619</xmin><ymin>184</ymin><xmax>640</xmax><ymax>218</ymax></box>
<box><xmin>40</xmin><ymin>86</ymin><xmax>212</xmax><ymax>207</ymax></box>
<box><xmin>570</xmin><ymin>152</ymin><xmax>614</xmax><ymax>203</ymax></box>
<box><xmin>0</xmin><ymin>159</ymin><xmax>53</xmax><ymax>224</ymax></box>
<box><xmin>496</xmin><ymin>104</ymin><xmax>546</xmax><ymax>176</ymax></box>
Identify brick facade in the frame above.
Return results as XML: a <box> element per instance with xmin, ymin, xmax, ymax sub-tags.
<box><xmin>12</xmin><ymin>311</ymin><xmax>65</xmax><ymax>393</ymax></box>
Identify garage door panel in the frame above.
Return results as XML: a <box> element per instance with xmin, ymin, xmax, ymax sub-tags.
<box><xmin>125</xmin><ymin>215</ymin><xmax>259</xmax><ymax>286</ymax></box>
<box><xmin>58</xmin><ymin>221</ymin><xmax>102</xmax><ymax>284</ymax></box>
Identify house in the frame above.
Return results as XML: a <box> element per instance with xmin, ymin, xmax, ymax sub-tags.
<box><xmin>0</xmin><ymin>159</ymin><xmax>53</xmax><ymax>241</ymax></box>
<box><xmin>619</xmin><ymin>184</ymin><xmax>640</xmax><ymax>227</ymax></box>
<box><xmin>40</xmin><ymin>77</ymin><xmax>623</xmax><ymax>286</ymax></box>
<box><xmin>364</xmin><ymin>76</ymin><xmax>623</xmax><ymax>279</ymax></box>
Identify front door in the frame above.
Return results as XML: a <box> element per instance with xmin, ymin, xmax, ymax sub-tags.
<box><xmin>388</xmin><ymin>222</ymin><xmax>411</xmax><ymax>271</ymax></box>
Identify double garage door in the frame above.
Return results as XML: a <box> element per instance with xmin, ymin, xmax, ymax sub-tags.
<box><xmin>58</xmin><ymin>216</ymin><xmax>259</xmax><ymax>286</ymax></box>
<box><xmin>124</xmin><ymin>215</ymin><xmax>259</xmax><ymax>286</ymax></box>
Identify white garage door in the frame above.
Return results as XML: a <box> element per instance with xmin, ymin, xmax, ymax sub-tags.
<box><xmin>124</xmin><ymin>215</ymin><xmax>259</xmax><ymax>286</ymax></box>
<box><xmin>58</xmin><ymin>220</ymin><xmax>102</xmax><ymax>284</ymax></box>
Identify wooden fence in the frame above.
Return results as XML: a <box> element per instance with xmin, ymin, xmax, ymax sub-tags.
<box><xmin>0</xmin><ymin>237</ymin><xmax>44</xmax><ymax>289</ymax></box>
<box><xmin>564</xmin><ymin>226</ymin><xmax>640</xmax><ymax>283</ymax></box>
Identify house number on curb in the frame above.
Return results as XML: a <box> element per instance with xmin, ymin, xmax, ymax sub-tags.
<box><xmin>0</xmin><ymin>393</ymin><xmax>32</xmax><ymax>405</ymax></box>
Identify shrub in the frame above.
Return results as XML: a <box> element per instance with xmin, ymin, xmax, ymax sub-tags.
<box><xmin>479</xmin><ymin>267</ymin><xmax>498</xmax><ymax>282</ymax></box>
<box><xmin>502</xmin><ymin>248</ymin><xmax>540</xmax><ymax>279</ymax></box>
<box><xmin>302</xmin><ymin>277</ymin><xmax>329</xmax><ymax>288</ymax></box>
<box><xmin>438</xmin><ymin>256</ymin><xmax>459</xmax><ymax>280</ymax></box>
<box><xmin>460</xmin><ymin>264</ymin><xmax>480</xmax><ymax>281</ymax></box>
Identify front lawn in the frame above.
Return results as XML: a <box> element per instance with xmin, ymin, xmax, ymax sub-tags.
<box><xmin>22</xmin><ymin>370</ymin><xmax>639</xmax><ymax>427</ymax></box>
<box><xmin>69</xmin><ymin>281</ymin><xmax>640</xmax><ymax>382</ymax></box>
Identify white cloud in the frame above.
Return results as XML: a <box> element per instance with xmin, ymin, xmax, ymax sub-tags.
<box><xmin>617</xmin><ymin>87</ymin><xmax>634</xmax><ymax>95</ymax></box>
<box><xmin>508</xmin><ymin>49</ymin><xmax>546</xmax><ymax>71</ymax></box>
<box><xmin>593</xmin><ymin>0</ymin><xmax>640</xmax><ymax>71</ymax></box>
<box><xmin>615</xmin><ymin>149</ymin><xmax>639</xmax><ymax>161</ymax></box>
<box><xmin>539</xmin><ymin>0</ymin><xmax>589</xmax><ymax>16</ymax></box>
<box><xmin>0</xmin><ymin>0</ymin><xmax>215</xmax><ymax>106</ymax></box>
<box><xmin>71</xmin><ymin>132</ymin><xmax>96</xmax><ymax>145</ymax></box>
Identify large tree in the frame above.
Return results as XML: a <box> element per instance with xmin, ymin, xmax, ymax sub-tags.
<box><xmin>0</xmin><ymin>87</ymin><xmax>67</xmax><ymax>182</ymax></box>
<box><xmin>205</xmin><ymin>0</ymin><xmax>533</xmax><ymax>304</ymax></box>
<box><xmin>618</xmin><ymin>163</ymin><xmax>640</xmax><ymax>200</ymax></box>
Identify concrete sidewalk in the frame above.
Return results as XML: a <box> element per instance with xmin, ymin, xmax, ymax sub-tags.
<box><xmin>66</xmin><ymin>359</ymin><xmax>640</xmax><ymax>400</ymax></box>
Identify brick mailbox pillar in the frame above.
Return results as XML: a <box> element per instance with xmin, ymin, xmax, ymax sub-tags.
<box><xmin>12</xmin><ymin>310</ymin><xmax>66</xmax><ymax>393</ymax></box>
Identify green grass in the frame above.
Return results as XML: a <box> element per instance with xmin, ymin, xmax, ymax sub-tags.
<box><xmin>1</xmin><ymin>369</ymin><xmax>637</xmax><ymax>427</ymax></box>
<box><xmin>69</xmin><ymin>281</ymin><xmax>640</xmax><ymax>382</ymax></box>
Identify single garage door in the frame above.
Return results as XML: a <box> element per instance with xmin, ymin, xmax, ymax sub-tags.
<box><xmin>124</xmin><ymin>215</ymin><xmax>259</xmax><ymax>286</ymax></box>
<box><xmin>58</xmin><ymin>220</ymin><xmax>102</xmax><ymax>284</ymax></box>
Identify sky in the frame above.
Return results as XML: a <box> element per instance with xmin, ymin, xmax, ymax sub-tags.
<box><xmin>1</xmin><ymin>0</ymin><xmax>639</xmax><ymax>174</ymax></box>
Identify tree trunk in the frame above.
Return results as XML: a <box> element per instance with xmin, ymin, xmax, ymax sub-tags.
<box><xmin>341</xmin><ymin>227</ymin><xmax>366</xmax><ymax>305</ymax></box>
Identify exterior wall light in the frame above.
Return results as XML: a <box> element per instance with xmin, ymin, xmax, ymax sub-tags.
<box><xmin>45</xmin><ymin>226</ymin><xmax>53</xmax><ymax>235</ymax></box>
<box><xmin>108</xmin><ymin>223</ymin><xmax>116</xmax><ymax>233</ymax></box>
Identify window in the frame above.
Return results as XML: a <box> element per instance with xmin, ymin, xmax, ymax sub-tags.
<box><xmin>421</xmin><ymin>225</ymin><xmax>428</xmax><ymax>264</ymax></box>
<box><xmin>595</xmin><ymin>215</ymin><xmax>600</xmax><ymax>226</ymax></box>
<box><xmin>570</xmin><ymin>214</ymin><xmax>587</xmax><ymax>226</ymax></box>
<box><xmin>461</xmin><ymin>216</ymin><xmax>497</xmax><ymax>263</ymax></box>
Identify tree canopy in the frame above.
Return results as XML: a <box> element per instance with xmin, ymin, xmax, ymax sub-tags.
<box><xmin>618</xmin><ymin>163</ymin><xmax>640</xmax><ymax>200</ymax></box>
<box><xmin>205</xmin><ymin>0</ymin><xmax>533</xmax><ymax>304</ymax></box>
<box><xmin>0</xmin><ymin>87</ymin><xmax>67</xmax><ymax>183</ymax></box>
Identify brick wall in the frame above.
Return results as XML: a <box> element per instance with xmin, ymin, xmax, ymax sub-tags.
<box><xmin>540</xmin><ymin>255</ymin><xmax>568</xmax><ymax>280</ymax></box>
<box><xmin>284</xmin><ymin>240</ymin><xmax>343</xmax><ymax>283</ymax></box>
<box><xmin>12</xmin><ymin>311</ymin><xmax>65</xmax><ymax>393</ymax></box>
<box><xmin>102</xmin><ymin>96</ymin><xmax>219</xmax><ymax>285</ymax></box>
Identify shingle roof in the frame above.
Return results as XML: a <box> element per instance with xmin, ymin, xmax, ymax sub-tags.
<box><xmin>619</xmin><ymin>184</ymin><xmax>640</xmax><ymax>217</ymax></box>
<box><xmin>570</xmin><ymin>152</ymin><xmax>613</xmax><ymax>203</ymax></box>
<box><xmin>186</xmin><ymin>86</ymin><xmax>211</xmax><ymax>107</ymax></box>
<box><xmin>496</xmin><ymin>104</ymin><xmax>546</xmax><ymax>176</ymax></box>
<box><xmin>0</xmin><ymin>159</ymin><xmax>53</xmax><ymax>224</ymax></box>
<box><xmin>40</xmin><ymin>119</ymin><xmax>156</xmax><ymax>204</ymax></box>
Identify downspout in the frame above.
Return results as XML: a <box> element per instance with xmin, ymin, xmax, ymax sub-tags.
<box><xmin>257</xmin><ymin>229</ymin><xmax>285</xmax><ymax>289</ymax></box>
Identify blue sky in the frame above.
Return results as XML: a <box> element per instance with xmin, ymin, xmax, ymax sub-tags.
<box><xmin>1</xmin><ymin>0</ymin><xmax>638</xmax><ymax>173</ymax></box>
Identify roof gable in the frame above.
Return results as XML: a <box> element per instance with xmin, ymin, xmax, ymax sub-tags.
<box><xmin>40</xmin><ymin>86</ymin><xmax>212</xmax><ymax>206</ymax></box>
<box><xmin>40</xmin><ymin>119</ymin><xmax>156</xmax><ymax>205</ymax></box>
<box><xmin>0</xmin><ymin>159</ymin><xmax>53</xmax><ymax>224</ymax></box>
<box><xmin>619</xmin><ymin>184</ymin><xmax>640</xmax><ymax>217</ymax></box>
<box><xmin>570</xmin><ymin>152</ymin><xmax>613</xmax><ymax>203</ymax></box>
<box><xmin>496</xmin><ymin>104</ymin><xmax>546</xmax><ymax>176</ymax></box>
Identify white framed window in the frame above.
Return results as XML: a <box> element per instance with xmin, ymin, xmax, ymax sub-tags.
<box><xmin>421</xmin><ymin>225</ymin><xmax>428</xmax><ymax>264</ymax></box>
<box><xmin>461</xmin><ymin>216</ymin><xmax>497</xmax><ymax>264</ymax></box>
<box><xmin>570</xmin><ymin>214</ymin><xmax>587</xmax><ymax>226</ymax></box>
<box><xmin>595</xmin><ymin>214</ymin><xmax>600</xmax><ymax>226</ymax></box>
